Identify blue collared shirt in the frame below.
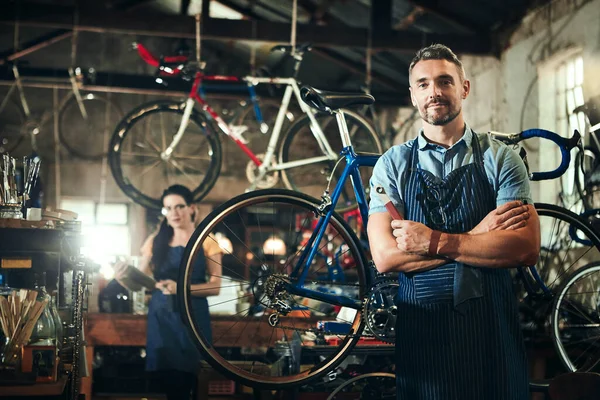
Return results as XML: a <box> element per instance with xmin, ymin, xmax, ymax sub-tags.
<box><xmin>369</xmin><ymin>124</ymin><xmax>532</xmax><ymax>217</ymax></box>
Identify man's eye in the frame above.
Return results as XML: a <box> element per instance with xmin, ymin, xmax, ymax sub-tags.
<box><xmin>418</xmin><ymin>83</ymin><xmax>427</xmax><ymax>88</ymax></box>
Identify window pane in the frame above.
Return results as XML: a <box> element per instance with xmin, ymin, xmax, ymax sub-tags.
<box><xmin>97</xmin><ymin>203</ymin><xmax>128</xmax><ymax>224</ymax></box>
<box><xmin>566</xmin><ymin>61</ymin><xmax>575</xmax><ymax>89</ymax></box>
<box><xmin>566</xmin><ymin>90</ymin><xmax>575</xmax><ymax>114</ymax></box>
<box><xmin>578</xmin><ymin>112</ymin><xmax>587</xmax><ymax>134</ymax></box>
<box><xmin>574</xmin><ymin>86</ymin><xmax>585</xmax><ymax>107</ymax></box>
<box><xmin>569</xmin><ymin>114</ymin><xmax>579</xmax><ymax>133</ymax></box>
<box><xmin>82</xmin><ymin>225</ymin><xmax>131</xmax><ymax>262</ymax></box>
<box><xmin>60</xmin><ymin>199</ymin><xmax>95</xmax><ymax>225</ymax></box>
<box><xmin>575</xmin><ymin>56</ymin><xmax>584</xmax><ymax>85</ymax></box>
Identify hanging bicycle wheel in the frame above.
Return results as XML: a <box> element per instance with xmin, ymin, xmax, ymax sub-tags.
<box><xmin>516</xmin><ymin>203</ymin><xmax>600</xmax><ymax>344</ymax></box>
<box><xmin>551</xmin><ymin>261</ymin><xmax>600</xmax><ymax>373</ymax></box>
<box><xmin>279</xmin><ymin>110</ymin><xmax>382</xmax><ymax>213</ymax></box>
<box><xmin>108</xmin><ymin>100</ymin><xmax>222</xmax><ymax>209</ymax></box>
<box><xmin>59</xmin><ymin>92</ymin><xmax>123</xmax><ymax>160</ymax></box>
<box><xmin>326</xmin><ymin>372</ymin><xmax>396</xmax><ymax>400</ymax></box>
<box><xmin>178</xmin><ymin>189</ymin><xmax>369</xmax><ymax>389</ymax></box>
<box><xmin>0</xmin><ymin>98</ymin><xmax>25</xmax><ymax>155</ymax></box>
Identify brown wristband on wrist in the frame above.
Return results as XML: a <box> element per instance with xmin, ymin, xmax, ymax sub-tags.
<box><xmin>428</xmin><ymin>230</ymin><xmax>442</xmax><ymax>256</ymax></box>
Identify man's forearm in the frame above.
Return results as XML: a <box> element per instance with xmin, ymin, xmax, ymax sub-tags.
<box><xmin>437</xmin><ymin>230</ymin><xmax>539</xmax><ymax>268</ymax></box>
<box><xmin>375</xmin><ymin>246</ymin><xmax>447</xmax><ymax>273</ymax></box>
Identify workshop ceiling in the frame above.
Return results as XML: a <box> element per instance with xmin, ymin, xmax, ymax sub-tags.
<box><xmin>0</xmin><ymin>0</ymin><xmax>549</xmax><ymax>105</ymax></box>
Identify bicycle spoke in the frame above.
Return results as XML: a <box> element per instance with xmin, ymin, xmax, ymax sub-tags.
<box><xmin>139</xmin><ymin>159</ymin><xmax>162</xmax><ymax>178</ymax></box>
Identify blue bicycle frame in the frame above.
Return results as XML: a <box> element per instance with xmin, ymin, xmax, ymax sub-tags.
<box><xmin>279</xmin><ymin>110</ymin><xmax>379</xmax><ymax>310</ymax></box>
<box><xmin>279</xmin><ymin>122</ymin><xmax>581</xmax><ymax>310</ymax></box>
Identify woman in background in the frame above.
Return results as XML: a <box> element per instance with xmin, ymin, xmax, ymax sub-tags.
<box><xmin>117</xmin><ymin>184</ymin><xmax>222</xmax><ymax>399</ymax></box>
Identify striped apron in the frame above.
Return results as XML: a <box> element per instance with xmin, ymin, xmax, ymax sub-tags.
<box><xmin>395</xmin><ymin>135</ymin><xmax>529</xmax><ymax>399</ymax></box>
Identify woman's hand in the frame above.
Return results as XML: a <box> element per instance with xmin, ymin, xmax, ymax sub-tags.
<box><xmin>156</xmin><ymin>279</ymin><xmax>177</xmax><ymax>295</ymax></box>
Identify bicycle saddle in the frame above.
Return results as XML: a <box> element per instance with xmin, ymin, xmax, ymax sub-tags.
<box><xmin>301</xmin><ymin>86</ymin><xmax>375</xmax><ymax>113</ymax></box>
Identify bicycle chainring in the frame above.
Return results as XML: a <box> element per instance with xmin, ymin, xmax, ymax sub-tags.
<box><xmin>246</xmin><ymin>153</ymin><xmax>279</xmax><ymax>189</ymax></box>
<box><xmin>363</xmin><ymin>280</ymin><xmax>398</xmax><ymax>343</ymax></box>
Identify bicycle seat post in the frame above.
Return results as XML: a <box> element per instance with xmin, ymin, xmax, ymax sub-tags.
<box><xmin>334</xmin><ymin>110</ymin><xmax>353</xmax><ymax>149</ymax></box>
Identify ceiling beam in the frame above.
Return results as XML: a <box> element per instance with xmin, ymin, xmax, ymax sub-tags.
<box><xmin>408</xmin><ymin>0</ymin><xmax>478</xmax><ymax>34</ymax></box>
<box><xmin>0</xmin><ymin>65</ymin><xmax>407</xmax><ymax>106</ymax></box>
<box><xmin>312</xmin><ymin>48</ymin><xmax>407</xmax><ymax>94</ymax></box>
<box><xmin>0</xmin><ymin>29</ymin><xmax>73</xmax><ymax>66</ymax></box>
<box><xmin>0</xmin><ymin>3</ymin><xmax>492</xmax><ymax>54</ymax></box>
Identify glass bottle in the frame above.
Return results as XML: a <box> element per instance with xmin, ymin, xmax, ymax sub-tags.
<box><xmin>29</xmin><ymin>273</ymin><xmax>56</xmax><ymax>347</ymax></box>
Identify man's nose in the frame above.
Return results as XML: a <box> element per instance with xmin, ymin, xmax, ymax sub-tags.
<box><xmin>429</xmin><ymin>83</ymin><xmax>442</xmax><ymax>98</ymax></box>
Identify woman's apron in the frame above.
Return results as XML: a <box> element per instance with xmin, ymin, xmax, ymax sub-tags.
<box><xmin>146</xmin><ymin>246</ymin><xmax>211</xmax><ymax>373</ymax></box>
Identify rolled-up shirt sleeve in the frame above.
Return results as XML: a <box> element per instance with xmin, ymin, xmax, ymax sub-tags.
<box><xmin>496</xmin><ymin>145</ymin><xmax>533</xmax><ymax>206</ymax></box>
<box><xmin>369</xmin><ymin>153</ymin><xmax>404</xmax><ymax>217</ymax></box>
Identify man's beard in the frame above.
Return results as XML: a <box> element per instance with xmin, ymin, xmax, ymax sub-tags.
<box><xmin>422</xmin><ymin>104</ymin><xmax>461</xmax><ymax>126</ymax></box>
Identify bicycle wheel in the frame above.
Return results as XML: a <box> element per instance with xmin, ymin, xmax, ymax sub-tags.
<box><xmin>0</xmin><ymin>98</ymin><xmax>25</xmax><ymax>155</ymax></box>
<box><xmin>108</xmin><ymin>100</ymin><xmax>222</xmax><ymax>209</ymax></box>
<box><xmin>178</xmin><ymin>189</ymin><xmax>368</xmax><ymax>389</ymax></box>
<box><xmin>551</xmin><ymin>261</ymin><xmax>600</xmax><ymax>373</ymax></box>
<box><xmin>279</xmin><ymin>110</ymin><xmax>382</xmax><ymax>213</ymax></box>
<box><xmin>59</xmin><ymin>92</ymin><xmax>123</xmax><ymax>160</ymax></box>
<box><xmin>530</xmin><ymin>204</ymin><xmax>600</xmax><ymax>294</ymax></box>
<box><xmin>327</xmin><ymin>372</ymin><xmax>396</xmax><ymax>400</ymax></box>
<box><xmin>516</xmin><ymin>204</ymin><xmax>600</xmax><ymax>341</ymax></box>
<box><xmin>574</xmin><ymin>146</ymin><xmax>600</xmax><ymax>210</ymax></box>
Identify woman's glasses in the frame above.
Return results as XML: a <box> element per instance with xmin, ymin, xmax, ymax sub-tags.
<box><xmin>161</xmin><ymin>204</ymin><xmax>187</xmax><ymax>216</ymax></box>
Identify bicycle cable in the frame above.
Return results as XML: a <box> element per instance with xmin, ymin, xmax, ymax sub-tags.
<box><xmin>325</xmin><ymin>157</ymin><xmax>346</xmax><ymax>194</ymax></box>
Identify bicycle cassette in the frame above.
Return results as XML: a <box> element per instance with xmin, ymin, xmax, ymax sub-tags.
<box><xmin>363</xmin><ymin>280</ymin><xmax>398</xmax><ymax>343</ymax></box>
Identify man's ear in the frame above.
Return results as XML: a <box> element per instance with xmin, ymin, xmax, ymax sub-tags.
<box><xmin>462</xmin><ymin>79</ymin><xmax>471</xmax><ymax>99</ymax></box>
<box><xmin>409</xmin><ymin>87</ymin><xmax>417</xmax><ymax>107</ymax></box>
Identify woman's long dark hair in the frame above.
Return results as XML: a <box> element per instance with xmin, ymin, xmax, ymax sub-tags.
<box><xmin>151</xmin><ymin>185</ymin><xmax>195</xmax><ymax>269</ymax></box>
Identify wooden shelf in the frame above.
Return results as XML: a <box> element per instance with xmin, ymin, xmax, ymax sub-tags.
<box><xmin>0</xmin><ymin>376</ymin><xmax>67</xmax><ymax>396</ymax></box>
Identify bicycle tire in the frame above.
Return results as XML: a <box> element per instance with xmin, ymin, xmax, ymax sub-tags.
<box><xmin>58</xmin><ymin>92</ymin><xmax>123</xmax><ymax>160</ymax></box>
<box><xmin>551</xmin><ymin>261</ymin><xmax>600</xmax><ymax>373</ymax></box>
<box><xmin>279</xmin><ymin>110</ymin><xmax>382</xmax><ymax>213</ymax></box>
<box><xmin>574</xmin><ymin>146</ymin><xmax>600</xmax><ymax>211</ymax></box>
<box><xmin>529</xmin><ymin>203</ymin><xmax>600</xmax><ymax>294</ymax></box>
<box><xmin>108</xmin><ymin>100</ymin><xmax>222</xmax><ymax>209</ymax></box>
<box><xmin>178</xmin><ymin>188</ymin><xmax>369</xmax><ymax>389</ymax></box>
<box><xmin>0</xmin><ymin>98</ymin><xmax>25</xmax><ymax>155</ymax></box>
<box><xmin>326</xmin><ymin>372</ymin><xmax>396</xmax><ymax>400</ymax></box>
<box><xmin>515</xmin><ymin>203</ymin><xmax>600</xmax><ymax>355</ymax></box>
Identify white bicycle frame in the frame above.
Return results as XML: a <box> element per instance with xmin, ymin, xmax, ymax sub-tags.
<box><xmin>161</xmin><ymin>76</ymin><xmax>339</xmax><ymax>190</ymax></box>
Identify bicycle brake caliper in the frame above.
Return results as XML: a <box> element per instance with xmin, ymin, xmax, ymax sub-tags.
<box><xmin>317</xmin><ymin>191</ymin><xmax>332</xmax><ymax>216</ymax></box>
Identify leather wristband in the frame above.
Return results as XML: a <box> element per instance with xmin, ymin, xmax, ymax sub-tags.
<box><xmin>428</xmin><ymin>230</ymin><xmax>442</xmax><ymax>256</ymax></box>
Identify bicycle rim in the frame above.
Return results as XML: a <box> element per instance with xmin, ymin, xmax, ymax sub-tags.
<box><xmin>59</xmin><ymin>93</ymin><xmax>123</xmax><ymax>160</ymax></box>
<box><xmin>279</xmin><ymin>110</ymin><xmax>382</xmax><ymax>213</ymax></box>
<box><xmin>108</xmin><ymin>100</ymin><xmax>222</xmax><ymax>209</ymax></box>
<box><xmin>178</xmin><ymin>189</ymin><xmax>368</xmax><ymax>389</ymax></box>
<box><xmin>327</xmin><ymin>372</ymin><xmax>396</xmax><ymax>400</ymax></box>
<box><xmin>552</xmin><ymin>262</ymin><xmax>600</xmax><ymax>373</ymax></box>
<box><xmin>515</xmin><ymin>203</ymin><xmax>600</xmax><ymax>349</ymax></box>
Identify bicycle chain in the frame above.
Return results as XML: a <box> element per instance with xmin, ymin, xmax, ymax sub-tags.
<box><xmin>263</xmin><ymin>274</ymin><xmax>374</xmax><ymax>339</ymax></box>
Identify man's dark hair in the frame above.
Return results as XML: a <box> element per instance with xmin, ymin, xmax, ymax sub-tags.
<box><xmin>408</xmin><ymin>44</ymin><xmax>465</xmax><ymax>83</ymax></box>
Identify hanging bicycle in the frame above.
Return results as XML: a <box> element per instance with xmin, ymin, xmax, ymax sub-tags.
<box><xmin>107</xmin><ymin>43</ymin><xmax>382</xmax><ymax>211</ymax></box>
